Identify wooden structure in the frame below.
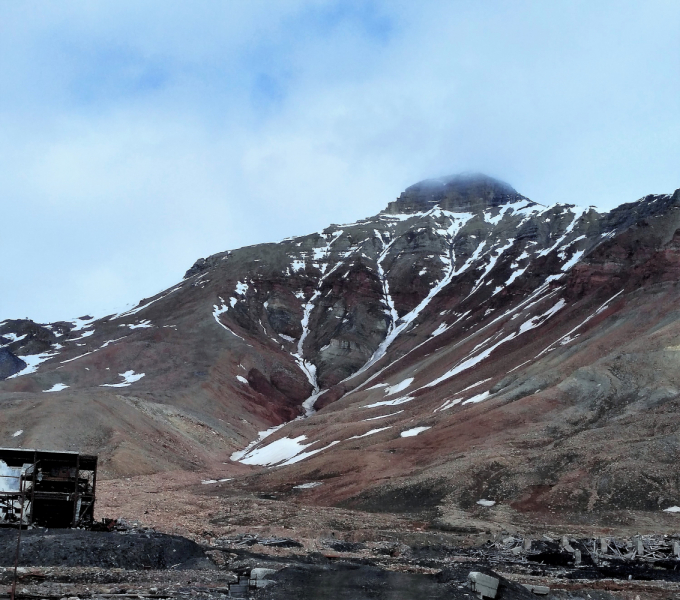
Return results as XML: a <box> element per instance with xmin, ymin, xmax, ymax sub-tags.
<box><xmin>0</xmin><ymin>448</ymin><xmax>97</xmax><ymax>528</ymax></box>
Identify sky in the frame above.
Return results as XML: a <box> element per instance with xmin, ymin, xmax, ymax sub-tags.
<box><xmin>1</xmin><ymin>0</ymin><xmax>679</xmax><ymax>323</ymax></box>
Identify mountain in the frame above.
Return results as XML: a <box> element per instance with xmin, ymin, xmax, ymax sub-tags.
<box><xmin>2</xmin><ymin>172</ymin><xmax>680</xmax><ymax>527</ymax></box>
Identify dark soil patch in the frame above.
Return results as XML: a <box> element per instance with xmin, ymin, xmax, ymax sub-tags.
<box><xmin>337</xmin><ymin>480</ymin><xmax>449</xmax><ymax>517</ymax></box>
<box><xmin>255</xmin><ymin>563</ymin><xmax>535</xmax><ymax>600</ymax></box>
<box><xmin>0</xmin><ymin>528</ymin><xmax>214</xmax><ymax>570</ymax></box>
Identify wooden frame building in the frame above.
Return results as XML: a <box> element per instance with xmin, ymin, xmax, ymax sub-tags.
<box><xmin>0</xmin><ymin>448</ymin><xmax>97</xmax><ymax>528</ymax></box>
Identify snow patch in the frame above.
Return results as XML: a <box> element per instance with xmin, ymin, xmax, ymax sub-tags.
<box><xmin>364</xmin><ymin>396</ymin><xmax>413</xmax><ymax>409</ymax></box>
<box><xmin>400</xmin><ymin>426</ymin><xmax>430</xmax><ymax>437</ymax></box>
<box><xmin>113</xmin><ymin>286</ymin><xmax>181</xmax><ymax>320</ymax></box>
<box><xmin>43</xmin><ymin>383</ymin><xmax>69</xmax><ymax>393</ymax></box>
<box><xmin>124</xmin><ymin>320</ymin><xmax>153</xmax><ymax>329</ymax></box>
<box><xmin>356</xmin><ymin>233</ymin><xmax>481</xmax><ymax>375</ymax></box>
<box><xmin>436</xmin><ymin>398</ymin><xmax>462</xmax><ymax>411</ymax></box>
<box><xmin>280</xmin><ymin>440</ymin><xmax>339</xmax><ymax>466</ymax></box>
<box><xmin>1</xmin><ymin>332</ymin><xmax>27</xmax><ymax>344</ymax></box>
<box><xmin>230</xmin><ymin>424</ymin><xmax>284</xmax><ymax>462</ymax></box>
<box><xmin>100</xmin><ymin>337</ymin><xmax>127</xmax><ymax>348</ymax></box>
<box><xmin>213</xmin><ymin>299</ymin><xmax>245</xmax><ymax>340</ymax></box>
<box><xmin>561</xmin><ymin>250</ymin><xmax>585</xmax><ymax>271</ymax></box>
<box><xmin>348</xmin><ymin>427</ymin><xmax>392</xmax><ymax>440</ymax></box>
<box><xmin>384</xmin><ymin>377</ymin><xmax>414</xmax><ymax>396</ymax></box>
<box><xmin>294</xmin><ymin>482</ymin><xmax>322</xmax><ymax>489</ymax></box>
<box><xmin>8</xmin><ymin>351</ymin><xmax>59</xmax><ymax>378</ymax></box>
<box><xmin>362</xmin><ymin>410</ymin><xmax>404</xmax><ymax>421</ymax></box>
<box><xmin>459</xmin><ymin>378</ymin><xmax>492</xmax><ymax>393</ymax></box>
<box><xmin>236</xmin><ymin>435</ymin><xmax>311</xmax><ymax>466</ymax></box>
<box><xmin>100</xmin><ymin>370</ymin><xmax>145</xmax><ymax>388</ymax></box>
<box><xmin>462</xmin><ymin>391</ymin><xmax>491</xmax><ymax>405</ymax></box>
<box><xmin>430</xmin><ymin>323</ymin><xmax>450</xmax><ymax>337</ymax></box>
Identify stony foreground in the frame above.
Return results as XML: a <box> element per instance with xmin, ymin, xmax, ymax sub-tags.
<box><xmin>3</xmin><ymin>485</ymin><xmax>680</xmax><ymax>600</ymax></box>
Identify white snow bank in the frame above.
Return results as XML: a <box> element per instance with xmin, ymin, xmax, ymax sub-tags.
<box><xmin>561</xmin><ymin>250</ymin><xmax>585</xmax><ymax>271</ymax></box>
<box><xmin>237</xmin><ymin>435</ymin><xmax>310</xmax><ymax>466</ymax></box>
<box><xmin>400</xmin><ymin>426</ymin><xmax>430</xmax><ymax>437</ymax></box>
<box><xmin>230</xmin><ymin>424</ymin><xmax>284</xmax><ymax>462</ymax></box>
<box><xmin>234</xmin><ymin>432</ymin><xmax>339</xmax><ymax>467</ymax></box>
<box><xmin>430</xmin><ymin>323</ymin><xmax>450</xmax><ymax>337</ymax></box>
<box><xmin>362</xmin><ymin>410</ymin><xmax>404</xmax><ymax>421</ymax></box>
<box><xmin>8</xmin><ymin>351</ymin><xmax>58</xmax><ymax>378</ymax></box>
<box><xmin>294</xmin><ymin>482</ymin><xmax>322</xmax><ymax>489</ymax></box>
<box><xmin>43</xmin><ymin>383</ymin><xmax>69</xmax><ymax>393</ymax></box>
<box><xmin>69</xmin><ymin>316</ymin><xmax>96</xmax><ymax>331</ymax></box>
<box><xmin>365</xmin><ymin>395</ymin><xmax>413</xmax><ymax>409</ymax></box>
<box><xmin>12</xmin><ymin>430</ymin><xmax>23</xmax><ymax>437</ymax></box>
<box><xmin>1</xmin><ymin>332</ymin><xmax>27</xmax><ymax>344</ymax></box>
<box><xmin>663</xmin><ymin>506</ymin><xmax>680</xmax><ymax>513</ymax></box>
<box><xmin>100</xmin><ymin>370</ymin><xmax>145</xmax><ymax>388</ymax></box>
<box><xmin>213</xmin><ymin>299</ymin><xmax>245</xmax><ymax>340</ymax></box>
<box><xmin>280</xmin><ymin>441</ymin><xmax>339</xmax><ymax>466</ymax></box>
<box><xmin>236</xmin><ymin>375</ymin><xmax>248</xmax><ymax>385</ymax></box>
<box><xmin>69</xmin><ymin>329</ymin><xmax>95</xmax><ymax>341</ymax></box>
<box><xmin>459</xmin><ymin>378</ymin><xmax>492</xmax><ymax>393</ymax></box>
<box><xmin>462</xmin><ymin>391</ymin><xmax>491</xmax><ymax>405</ymax></box>
<box><xmin>113</xmin><ymin>285</ymin><xmax>181</xmax><ymax>319</ymax></box>
<box><xmin>424</xmin><ymin>297</ymin><xmax>566</xmax><ymax>390</ymax></box>
<box><xmin>384</xmin><ymin>377</ymin><xmax>414</xmax><ymax>396</ymax></box>
<box><xmin>477</xmin><ymin>499</ymin><xmax>496</xmax><ymax>507</ymax></box>
<box><xmin>125</xmin><ymin>320</ymin><xmax>153</xmax><ymax>329</ymax></box>
<box><xmin>100</xmin><ymin>337</ymin><xmax>127</xmax><ymax>348</ymax></box>
<box><xmin>436</xmin><ymin>398</ymin><xmax>462</xmax><ymax>412</ymax></box>
<box><xmin>348</xmin><ymin>427</ymin><xmax>392</xmax><ymax>440</ymax></box>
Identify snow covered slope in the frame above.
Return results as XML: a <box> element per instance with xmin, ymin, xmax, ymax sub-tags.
<box><xmin>2</xmin><ymin>173</ymin><xmax>680</xmax><ymax>525</ymax></box>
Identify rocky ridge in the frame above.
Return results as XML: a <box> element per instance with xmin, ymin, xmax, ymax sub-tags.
<box><xmin>2</xmin><ymin>173</ymin><xmax>680</xmax><ymax>528</ymax></box>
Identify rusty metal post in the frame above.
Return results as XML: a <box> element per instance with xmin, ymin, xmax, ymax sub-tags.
<box><xmin>11</xmin><ymin>472</ymin><xmax>26</xmax><ymax>600</ymax></box>
<box><xmin>72</xmin><ymin>454</ymin><xmax>80</xmax><ymax>527</ymax></box>
<box><xmin>91</xmin><ymin>462</ymin><xmax>97</xmax><ymax>523</ymax></box>
<box><xmin>29</xmin><ymin>453</ymin><xmax>37</xmax><ymax>526</ymax></box>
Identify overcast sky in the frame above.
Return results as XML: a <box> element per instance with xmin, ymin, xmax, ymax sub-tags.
<box><xmin>2</xmin><ymin>1</ymin><xmax>679</xmax><ymax>323</ymax></box>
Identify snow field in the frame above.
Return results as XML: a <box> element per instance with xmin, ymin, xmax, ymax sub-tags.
<box><xmin>400</xmin><ymin>426</ymin><xmax>431</xmax><ymax>437</ymax></box>
<box><xmin>100</xmin><ymin>370</ymin><xmax>145</xmax><ymax>388</ymax></box>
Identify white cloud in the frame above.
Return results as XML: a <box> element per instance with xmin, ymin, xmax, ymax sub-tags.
<box><xmin>0</xmin><ymin>1</ymin><xmax>678</xmax><ymax>322</ymax></box>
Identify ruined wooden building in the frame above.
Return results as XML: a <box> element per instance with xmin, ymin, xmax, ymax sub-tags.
<box><xmin>0</xmin><ymin>448</ymin><xmax>97</xmax><ymax>528</ymax></box>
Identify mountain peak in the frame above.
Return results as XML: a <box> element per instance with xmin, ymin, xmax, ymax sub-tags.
<box><xmin>384</xmin><ymin>172</ymin><xmax>530</xmax><ymax>214</ymax></box>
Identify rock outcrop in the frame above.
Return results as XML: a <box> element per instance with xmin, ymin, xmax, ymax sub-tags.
<box><xmin>1</xmin><ymin>173</ymin><xmax>679</xmax><ymax>527</ymax></box>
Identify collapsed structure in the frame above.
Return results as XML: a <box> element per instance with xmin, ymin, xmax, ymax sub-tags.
<box><xmin>0</xmin><ymin>448</ymin><xmax>97</xmax><ymax>528</ymax></box>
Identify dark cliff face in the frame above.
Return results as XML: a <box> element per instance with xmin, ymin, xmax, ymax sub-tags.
<box><xmin>0</xmin><ymin>348</ymin><xmax>26</xmax><ymax>379</ymax></box>
<box><xmin>2</xmin><ymin>174</ymin><xmax>680</xmax><ymax>525</ymax></box>
<box><xmin>384</xmin><ymin>173</ymin><xmax>528</xmax><ymax>214</ymax></box>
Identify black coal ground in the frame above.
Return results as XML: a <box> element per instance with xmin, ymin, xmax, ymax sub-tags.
<box><xmin>251</xmin><ymin>563</ymin><xmax>535</xmax><ymax>600</ymax></box>
<box><xmin>1</xmin><ymin>529</ymin><xmax>679</xmax><ymax>599</ymax></box>
<box><xmin>0</xmin><ymin>528</ymin><xmax>213</xmax><ymax>570</ymax></box>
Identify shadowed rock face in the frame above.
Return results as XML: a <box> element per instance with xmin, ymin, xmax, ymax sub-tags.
<box><xmin>2</xmin><ymin>174</ymin><xmax>680</xmax><ymax>527</ymax></box>
<box><xmin>385</xmin><ymin>172</ymin><xmax>526</xmax><ymax>214</ymax></box>
<box><xmin>0</xmin><ymin>348</ymin><xmax>26</xmax><ymax>379</ymax></box>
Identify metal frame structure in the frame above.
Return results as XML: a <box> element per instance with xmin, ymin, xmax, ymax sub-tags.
<box><xmin>0</xmin><ymin>448</ymin><xmax>97</xmax><ymax>528</ymax></box>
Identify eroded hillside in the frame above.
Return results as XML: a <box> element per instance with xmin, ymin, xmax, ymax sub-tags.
<box><xmin>2</xmin><ymin>173</ymin><xmax>680</xmax><ymax>528</ymax></box>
